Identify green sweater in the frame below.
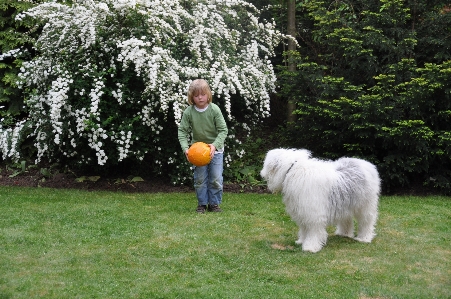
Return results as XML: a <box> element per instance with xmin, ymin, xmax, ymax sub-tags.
<box><xmin>178</xmin><ymin>103</ymin><xmax>228</xmax><ymax>152</ymax></box>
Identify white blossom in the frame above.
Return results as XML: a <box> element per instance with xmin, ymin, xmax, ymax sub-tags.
<box><xmin>1</xmin><ymin>0</ymin><xmax>283</xmax><ymax>181</ymax></box>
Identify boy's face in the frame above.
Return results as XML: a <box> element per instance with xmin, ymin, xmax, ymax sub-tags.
<box><xmin>193</xmin><ymin>91</ymin><xmax>208</xmax><ymax>109</ymax></box>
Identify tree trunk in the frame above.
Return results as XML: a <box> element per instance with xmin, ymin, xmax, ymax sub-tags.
<box><xmin>287</xmin><ymin>0</ymin><xmax>297</xmax><ymax>123</ymax></box>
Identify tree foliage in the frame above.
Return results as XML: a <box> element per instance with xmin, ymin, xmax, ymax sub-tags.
<box><xmin>278</xmin><ymin>0</ymin><xmax>451</xmax><ymax>193</ymax></box>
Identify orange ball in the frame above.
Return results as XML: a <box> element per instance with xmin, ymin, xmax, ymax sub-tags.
<box><xmin>187</xmin><ymin>142</ymin><xmax>212</xmax><ymax>166</ymax></box>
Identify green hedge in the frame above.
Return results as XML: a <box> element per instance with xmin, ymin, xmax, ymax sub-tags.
<box><xmin>278</xmin><ymin>0</ymin><xmax>451</xmax><ymax>194</ymax></box>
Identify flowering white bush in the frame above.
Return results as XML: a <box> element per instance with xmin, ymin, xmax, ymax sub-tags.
<box><xmin>1</xmin><ymin>0</ymin><xmax>282</xmax><ymax>183</ymax></box>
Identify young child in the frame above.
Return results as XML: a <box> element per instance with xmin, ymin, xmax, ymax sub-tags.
<box><xmin>178</xmin><ymin>79</ymin><xmax>228</xmax><ymax>213</ymax></box>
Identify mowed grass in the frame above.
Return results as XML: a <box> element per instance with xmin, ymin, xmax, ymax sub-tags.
<box><xmin>0</xmin><ymin>186</ymin><xmax>450</xmax><ymax>299</ymax></box>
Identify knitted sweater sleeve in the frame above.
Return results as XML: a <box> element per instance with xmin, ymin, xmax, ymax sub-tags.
<box><xmin>177</xmin><ymin>107</ymin><xmax>192</xmax><ymax>152</ymax></box>
<box><xmin>211</xmin><ymin>104</ymin><xmax>228</xmax><ymax>150</ymax></box>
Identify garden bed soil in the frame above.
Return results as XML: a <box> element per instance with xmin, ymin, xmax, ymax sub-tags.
<box><xmin>0</xmin><ymin>164</ymin><xmax>269</xmax><ymax>194</ymax></box>
<box><xmin>0</xmin><ymin>162</ymin><xmax>438</xmax><ymax>196</ymax></box>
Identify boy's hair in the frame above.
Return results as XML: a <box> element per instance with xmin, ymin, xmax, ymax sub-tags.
<box><xmin>187</xmin><ymin>79</ymin><xmax>212</xmax><ymax>105</ymax></box>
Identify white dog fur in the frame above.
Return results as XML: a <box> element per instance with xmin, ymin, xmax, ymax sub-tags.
<box><xmin>260</xmin><ymin>148</ymin><xmax>380</xmax><ymax>253</ymax></box>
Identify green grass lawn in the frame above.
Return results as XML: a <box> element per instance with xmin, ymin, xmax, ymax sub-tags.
<box><xmin>1</xmin><ymin>186</ymin><xmax>450</xmax><ymax>299</ymax></box>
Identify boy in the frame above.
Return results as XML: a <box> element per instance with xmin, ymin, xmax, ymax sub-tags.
<box><xmin>178</xmin><ymin>79</ymin><xmax>228</xmax><ymax>213</ymax></box>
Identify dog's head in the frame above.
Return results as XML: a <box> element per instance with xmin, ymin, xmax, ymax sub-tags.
<box><xmin>260</xmin><ymin>148</ymin><xmax>311</xmax><ymax>193</ymax></box>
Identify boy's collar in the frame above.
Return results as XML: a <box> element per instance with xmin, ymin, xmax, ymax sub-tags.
<box><xmin>194</xmin><ymin>104</ymin><xmax>209</xmax><ymax>112</ymax></box>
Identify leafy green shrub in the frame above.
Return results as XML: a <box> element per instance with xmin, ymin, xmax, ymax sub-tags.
<box><xmin>278</xmin><ymin>0</ymin><xmax>451</xmax><ymax>194</ymax></box>
<box><xmin>0</xmin><ymin>0</ymin><xmax>45</xmax><ymax>127</ymax></box>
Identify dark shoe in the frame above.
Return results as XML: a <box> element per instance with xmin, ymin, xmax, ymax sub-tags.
<box><xmin>207</xmin><ymin>204</ymin><xmax>222</xmax><ymax>212</ymax></box>
<box><xmin>196</xmin><ymin>205</ymin><xmax>207</xmax><ymax>214</ymax></box>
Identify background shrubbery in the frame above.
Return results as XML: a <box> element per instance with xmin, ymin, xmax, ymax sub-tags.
<box><xmin>277</xmin><ymin>0</ymin><xmax>451</xmax><ymax>194</ymax></box>
<box><xmin>1</xmin><ymin>0</ymin><xmax>281</xmax><ymax>185</ymax></box>
<box><xmin>1</xmin><ymin>0</ymin><xmax>451</xmax><ymax>194</ymax></box>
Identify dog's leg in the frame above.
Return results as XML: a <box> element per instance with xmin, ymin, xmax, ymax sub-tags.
<box><xmin>354</xmin><ymin>208</ymin><xmax>377</xmax><ymax>243</ymax></box>
<box><xmin>301</xmin><ymin>224</ymin><xmax>328</xmax><ymax>253</ymax></box>
<box><xmin>295</xmin><ymin>224</ymin><xmax>306</xmax><ymax>245</ymax></box>
<box><xmin>335</xmin><ymin>217</ymin><xmax>354</xmax><ymax>238</ymax></box>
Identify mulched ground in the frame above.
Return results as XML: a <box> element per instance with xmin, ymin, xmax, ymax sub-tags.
<box><xmin>0</xmin><ymin>164</ymin><xmax>269</xmax><ymax>194</ymax></box>
<box><xmin>0</xmin><ymin>162</ymin><xmax>439</xmax><ymax>196</ymax></box>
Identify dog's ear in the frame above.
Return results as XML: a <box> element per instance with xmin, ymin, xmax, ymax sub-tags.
<box><xmin>265</xmin><ymin>154</ymin><xmax>281</xmax><ymax>175</ymax></box>
<box><xmin>261</xmin><ymin>151</ymin><xmax>288</xmax><ymax>193</ymax></box>
<box><xmin>261</xmin><ymin>151</ymin><xmax>280</xmax><ymax>180</ymax></box>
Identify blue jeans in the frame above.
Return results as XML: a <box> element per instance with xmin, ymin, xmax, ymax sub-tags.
<box><xmin>193</xmin><ymin>153</ymin><xmax>223</xmax><ymax>206</ymax></box>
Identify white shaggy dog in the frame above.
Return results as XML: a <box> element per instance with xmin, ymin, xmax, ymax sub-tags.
<box><xmin>260</xmin><ymin>148</ymin><xmax>380</xmax><ymax>253</ymax></box>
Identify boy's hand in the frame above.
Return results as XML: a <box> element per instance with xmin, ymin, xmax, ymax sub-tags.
<box><xmin>184</xmin><ymin>149</ymin><xmax>189</xmax><ymax>160</ymax></box>
<box><xmin>208</xmin><ymin>144</ymin><xmax>216</xmax><ymax>159</ymax></box>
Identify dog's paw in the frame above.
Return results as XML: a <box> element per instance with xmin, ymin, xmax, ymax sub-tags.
<box><xmin>295</xmin><ymin>239</ymin><xmax>303</xmax><ymax>245</ymax></box>
<box><xmin>302</xmin><ymin>243</ymin><xmax>323</xmax><ymax>253</ymax></box>
<box><xmin>354</xmin><ymin>236</ymin><xmax>373</xmax><ymax>243</ymax></box>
